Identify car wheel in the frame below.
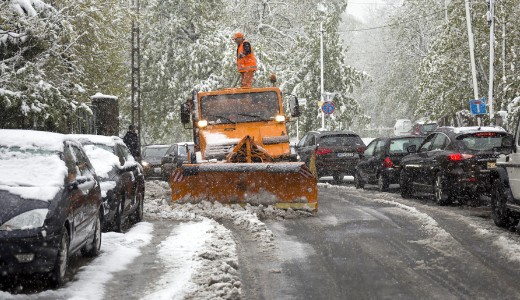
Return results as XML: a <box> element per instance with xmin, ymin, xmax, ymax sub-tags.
<box><xmin>82</xmin><ymin>210</ymin><xmax>102</xmax><ymax>257</ymax></box>
<box><xmin>131</xmin><ymin>191</ymin><xmax>144</xmax><ymax>223</ymax></box>
<box><xmin>377</xmin><ymin>173</ymin><xmax>389</xmax><ymax>192</ymax></box>
<box><xmin>332</xmin><ymin>174</ymin><xmax>343</xmax><ymax>184</ymax></box>
<box><xmin>434</xmin><ymin>173</ymin><xmax>452</xmax><ymax>206</ymax></box>
<box><xmin>354</xmin><ymin>171</ymin><xmax>365</xmax><ymax>189</ymax></box>
<box><xmin>50</xmin><ymin>227</ymin><xmax>69</xmax><ymax>287</ymax></box>
<box><xmin>491</xmin><ymin>179</ymin><xmax>512</xmax><ymax>228</ymax></box>
<box><xmin>399</xmin><ymin>170</ymin><xmax>412</xmax><ymax>198</ymax></box>
<box><xmin>111</xmin><ymin>198</ymin><xmax>124</xmax><ymax>232</ymax></box>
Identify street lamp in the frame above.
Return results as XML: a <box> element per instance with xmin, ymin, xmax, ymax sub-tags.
<box><xmin>487</xmin><ymin>0</ymin><xmax>495</xmax><ymax>122</ymax></box>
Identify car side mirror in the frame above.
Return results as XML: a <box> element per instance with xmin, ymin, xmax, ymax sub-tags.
<box><xmin>68</xmin><ymin>181</ymin><xmax>79</xmax><ymax>191</ymax></box>
<box><xmin>501</xmin><ymin>135</ymin><xmax>514</xmax><ymax>148</ymax></box>
<box><xmin>407</xmin><ymin>145</ymin><xmax>417</xmax><ymax>153</ymax></box>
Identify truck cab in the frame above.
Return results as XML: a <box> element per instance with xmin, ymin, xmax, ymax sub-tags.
<box><xmin>491</xmin><ymin>114</ymin><xmax>520</xmax><ymax>228</ymax></box>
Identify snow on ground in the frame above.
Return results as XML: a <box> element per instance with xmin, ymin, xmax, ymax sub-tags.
<box><xmin>1</xmin><ymin>179</ymin><xmax>312</xmax><ymax>299</ymax></box>
<box><xmin>322</xmin><ymin>183</ymin><xmax>520</xmax><ymax>265</ymax></box>
<box><xmin>0</xmin><ymin>222</ymin><xmax>154</xmax><ymax>300</ymax></box>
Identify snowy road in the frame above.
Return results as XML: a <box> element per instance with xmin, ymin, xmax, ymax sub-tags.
<box><xmin>2</xmin><ymin>180</ymin><xmax>520</xmax><ymax>299</ymax></box>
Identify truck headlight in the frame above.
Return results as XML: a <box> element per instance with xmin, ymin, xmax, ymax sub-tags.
<box><xmin>197</xmin><ymin>120</ymin><xmax>208</xmax><ymax>128</ymax></box>
<box><xmin>0</xmin><ymin>209</ymin><xmax>48</xmax><ymax>231</ymax></box>
<box><xmin>275</xmin><ymin>115</ymin><xmax>285</xmax><ymax>122</ymax></box>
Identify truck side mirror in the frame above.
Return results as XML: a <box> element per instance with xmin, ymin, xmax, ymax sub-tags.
<box><xmin>288</xmin><ymin>96</ymin><xmax>300</xmax><ymax>117</ymax></box>
<box><xmin>180</xmin><ymin>102</ymin><xmax>191</xmax><ymax>124</ymax></box>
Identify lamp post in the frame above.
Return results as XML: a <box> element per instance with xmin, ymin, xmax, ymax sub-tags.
<box><xmin>464</xmin><ymin>0</ymin><xmax>480</xmax><ymax>125</ymax></box>
<box><xmin>487</xmin><ymin>0</ymin><xmax>495</xmax><ymax>122</ymax></box>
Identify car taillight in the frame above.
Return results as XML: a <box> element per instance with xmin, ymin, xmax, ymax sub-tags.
<box><xmin>447</xmin><ymin>153</ymin><xmax>474</xmax><ymax>161</ymax></box>
<box><xmin>383</xmin><ymin>157</ymin><xmax>394</xmax><ymax>168</ymax></box>
<box><xmin>316</xmin><ymin>148</ymin><xmax>333</xmax><ymax>155</ymax></box>
<box><xmin>356</xmin><ymin>146</ymin><xmax>365</xmax><ymax>153</ymax></box>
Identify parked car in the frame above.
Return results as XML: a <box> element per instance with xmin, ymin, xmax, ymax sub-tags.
<box><xmin>355</xmin><ymin>135</ymin><xmax>426</xmax><ymax>191</ymax></box>
<box><xmin>399</xmin><ymin>126</ymin><xmax>512</xmax><ymax>205</ymax></box>
<box><xmin>490</xmin><ymin>114</ymin><xmax>519</xmax><ymax>228</ymax></box>
<box><xmin>296</xmin><ymin>131</ymin><xmax>365</xmax><ymax>182</ymax></box>
<box><xmin>161</xmin><ymin>142</ymin><xmax>195</xmax><ymax>181</ymax></box>
<box><xmin>394</xmin><ymin>119</ymin><xmax>412</xmax><ymax>136</ymax></box>
<box><xmin>70</xmin><ymin>135</ymin><xmax>145</xmax><ymax>232</ymax></box>
<box><xmin>141</xmin><ymin>144</ymin><xmax>171</xmax><ymax>179</ymax></box>
<box><xmin>0</xmin><ymin>130</ymin><xmax>103</xmax><ymax>286</ymax></box>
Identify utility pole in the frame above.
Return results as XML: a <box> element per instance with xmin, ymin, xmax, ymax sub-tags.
<box><xmin>487</xmin><ymin>0</ymin><xmax>495</xmax><ymax>121</ymax></box>
<box><xmin>131</xmin><ymin>0</ymin><xmax>141</xmax><ymax>157</ymax></box>
<box><xmin>464</xmin><ymin>0</ymin><xmax>480</xmax><ymax>125</ymax></box>
<box><xmin>320</xmin><ymin>21</ymin><xmax>325</xmax><ymax>130</ymax></box>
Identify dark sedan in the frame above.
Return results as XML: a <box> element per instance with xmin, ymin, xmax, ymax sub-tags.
<box><xmin>161</xmin><ymin>142</ymin><xmax>194</xmax><ymax>181</ymax></box>
<box><xmin>399</xmin><ymin>126</ymin><xmax>512</xmax><ymax>205</ymax></box>
<box><xmin>0</xmin><ymin>130</ymin><xmax>103</xmax><ymax>286</ymax></box>
<box><xmin>70</xmin><ymin>135</ymin><xmax>145</xmax><ymax>232</ymax></box>
<box><xmin>355</xmin><ymin>135</ymin><xmax>426</xmax><ymax>191</ymax></box>
<box><xmin>296</xmin><ymin>130</ymin><xmax>365</xmax><ymax>182</ymax></box>
<box><xmin>141</xmin><ymin>145</ymin><xmax>171</xmax><ymax>179</ymax></box>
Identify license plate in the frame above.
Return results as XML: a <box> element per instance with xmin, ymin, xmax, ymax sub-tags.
<box><xmin>487</xmin><ymin>162</ymin><xmax>496</xmax><ymax>169</ymax></box>
<box><xmin>154</xmin><ymin>167</ymin><xmax>161</xmax><ymax>173</ymax></box>
<box><xmin>337</xmin><ymin>153</ymin><xmax>354</xmax><ymax>158</ymax></box>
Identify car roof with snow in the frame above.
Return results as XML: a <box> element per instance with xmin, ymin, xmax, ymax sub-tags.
<box><xmin>436</xmin><ymin>126</ymin><xmax>507</xmax><ymax>135</ymax></box>
<box><xmin>308</xmin><ymin>130</ymin><xmax>359</xmax><ymax>136</ymax></box>
<box><xmin>0</xmin><ymin>129</ymin><xmax>76</xmax><ymax>151</ymax></box>
<box><xmin>69</xmin><ymin>134</ymin><xmax>125</xmax><ymax>147</ymax></box>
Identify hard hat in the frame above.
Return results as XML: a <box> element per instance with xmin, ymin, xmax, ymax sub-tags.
<box><xmin>232</xmin><ymin>32</ymin><xmax>244</xmax><ymax>40</ymax></box>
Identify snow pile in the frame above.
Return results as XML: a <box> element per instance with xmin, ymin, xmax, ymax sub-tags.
<box><xmin>144</xmin><ymin>219</ymin><xmax>240</xmax><ymax>300</ymax></box>
<box><xmin>144</xmin><ymin>180</ymin><xmax>275</xmax><ymax>249</ymax></box>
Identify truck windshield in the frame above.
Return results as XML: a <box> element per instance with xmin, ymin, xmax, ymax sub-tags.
<box><xmin>200</xmin><ymin>91</ymin><xmax>280</xmax><ymax>124</ymax></box>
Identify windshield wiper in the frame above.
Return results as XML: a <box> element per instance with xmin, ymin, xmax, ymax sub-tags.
<box><xmin>206</xmin><ymin>114</ymin><xmax>235</xmax><ymax>123</ymax></box>
<box><xmin>237</xmin><ymin>113</ymin><xmax>262</xmax><ymax>119</ymax></box>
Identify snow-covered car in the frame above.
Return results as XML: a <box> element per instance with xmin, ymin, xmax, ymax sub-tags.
<box><xmin>70</xmin><ymin>134</ymin><xmax>145</xmax><ymax>232</ymax></box>
<box><xmin>0</xmin><ymin>130</ymin><xmax>103</xmax><ymax>286</ymax></box>
<box><xmin>490</xmin><ymin>115</ymin><xmax>519</xmax><ymax>228</ymax></box>
<box><xmin>141</xmin><ymin>144</ymin><xmax>171</xmax><ymax>179</ymax></box>
<box><xmin>160</xmin><ymin>142</ymin><xmax>194</xmax><ymax>181</ymax></box>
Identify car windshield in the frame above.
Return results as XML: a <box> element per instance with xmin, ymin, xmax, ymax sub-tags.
<box><xmin>0</xmin><ymin>146</ymin><xmax>66</xmax><ymax>189</ymax></box>
<box><xmin>200</xmin><ymin>91</ymin><xmax>280</xmax><ymax>124</ymax></box>
<box><xmin>457</xmin><ymin>132</ymin><xmax>508</xmax><ymax>151</ymax></box>
<box><xmin>143</xmin><ymin>146</ymin><xmax>169</xmax><ymax>158</ymax></box>
<box><xmin>178</xmin><ymin>144</ymin><xmax>195</xmax><ymax>155</ymax></box>
<box><xmin>319</xmin><ymin>134</ymin><xmax>363</xmax><ymax>147</ymax></box>
<box><xmin>389</xmin><ymin>137</ymin><xmax>425</xmax><ymax>154</ymax></box>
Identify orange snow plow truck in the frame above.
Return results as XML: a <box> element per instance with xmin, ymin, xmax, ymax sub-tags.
<box><xmin>170</xmin><ymin>85</ymin><xmax>318</xmax><ymax>211</ymax></box>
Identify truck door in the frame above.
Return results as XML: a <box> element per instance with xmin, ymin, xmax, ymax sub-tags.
<box><xmin>508</xmin><ymin>120</ymin><xmax>520</xmax><ymax>200</ymax></box>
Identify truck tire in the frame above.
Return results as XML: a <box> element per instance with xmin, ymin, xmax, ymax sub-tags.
<box><xmin>491</xmin><ymin>179</ymin><xmax>512</xmax><ymax>228</ymax></box>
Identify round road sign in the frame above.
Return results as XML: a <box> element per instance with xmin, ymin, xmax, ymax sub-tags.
<box><xmin>322</xmin><ymin>101</ymin><xmax>335</xmax><ymax>114</ymax></box>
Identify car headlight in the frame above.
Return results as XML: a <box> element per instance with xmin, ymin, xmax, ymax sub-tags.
<box><xmin>0</xmin><ymin>209</ymin><xmax>48</xmax><ymax>231</ymax></box>
<box><xmin>141</xmin><ymin>161</ymin><xmax>150</xmax><ymax>168</ymax></box>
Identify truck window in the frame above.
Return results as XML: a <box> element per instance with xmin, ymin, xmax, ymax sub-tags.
<box><xmin>200</xmin><ymin>91</ymin><xmax>280</xmax><ymax>124</ymax></box>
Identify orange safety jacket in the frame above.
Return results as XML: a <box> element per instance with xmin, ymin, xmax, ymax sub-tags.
<box><xmin>236</xmin><ymin>40</ymin><xmax>257</xmax><ymax>73</ymax></box>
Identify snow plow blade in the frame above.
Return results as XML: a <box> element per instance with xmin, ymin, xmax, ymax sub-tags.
<box><xmin>170</xmin><ymin>162</ymin><xmax>318</xmax><ymax>211</ymax></box>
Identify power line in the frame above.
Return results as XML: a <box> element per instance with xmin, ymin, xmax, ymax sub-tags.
<box><xmin>340</xmin><ymin>8</ymin><xmax>446</xmax><ymax>32</ymax></box>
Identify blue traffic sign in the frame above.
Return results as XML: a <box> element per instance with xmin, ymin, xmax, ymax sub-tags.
<box><xmin>470</xmin><ymin>97</ymin><xmax>486</xmax><ymax>115</ymax></box>
<box><xmin>322</xmin><ymin>101</ymin><xmax>335</xmax><ymax>114</ymax></box>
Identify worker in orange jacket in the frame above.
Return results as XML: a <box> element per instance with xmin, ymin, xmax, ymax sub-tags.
<box><xmin>232</xmin><ymin>32</ymin><xmax>257</xmax><ymax>88</ymax></box>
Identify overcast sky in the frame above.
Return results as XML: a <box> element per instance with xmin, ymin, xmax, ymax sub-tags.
<box><xmin>345</xmin><ymin>0</ymin><xmax>392</xmax><ymax>22</ymax></box>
